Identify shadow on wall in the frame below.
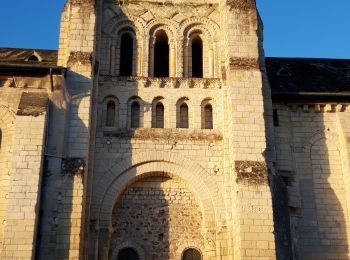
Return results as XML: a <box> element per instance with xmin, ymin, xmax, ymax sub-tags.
<box><xmin>297</xmin><ymin>121</ymin><xmax>349</xmax><ymax>259</ymax></box>
<box><xmin>109</xmin><ymin>175</ymin><xmax>203</xmax><ymax>260</ymax></box>
<box><xmin>269</xmin><ymin>104</ymin><xmax>350</xmax><ymax>259</ymax></box>
<box><xmin>255</xmin><ymin>12</ymin><xmax>294</xmax><ymax>259</ymax></box>
<box><xmin>36</xmin><ymin>70</ymin><xmax>90</xmax><ymax>259</ymax></box>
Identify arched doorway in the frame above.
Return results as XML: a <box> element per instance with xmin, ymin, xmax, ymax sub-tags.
<box><xmin>117</xmin><ymin>247</ymin><xmax>139</xmax><ymax>260</ymax></box>
<box><xmin>109</xmin><ymin>173</ymin><xmax>204</xmax><ymax>259</ymax></box>
<box><xmin>182</xmin><ymin>248</ymin><xmax>202</xmax><ymax>260</ymax></box>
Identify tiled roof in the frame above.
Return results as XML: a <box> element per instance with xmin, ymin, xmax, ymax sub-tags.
<box><xmin>1</xmin><ymin>48</ymin><xmax>350</xmax><ymax>100</ymax></box>
<box><xmin>266</xmin><ymin>57</ymin><xmax>350</xmax><ymax>100</ymax></box>
<box><xmin>0</xmin><ymin>47</ymin><xmax>58</xmax><ymax>68</ymax></box>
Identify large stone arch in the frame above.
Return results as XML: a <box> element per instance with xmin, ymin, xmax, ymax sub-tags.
<box><xmin>108</xmin><ymin>172</ymin><xmax>212</xmax><ymax>259</ymax></box>
<box><xmin>92</xmin><ymin>152</ymin><xmax>219</xmax><ymax>229</ymax></box>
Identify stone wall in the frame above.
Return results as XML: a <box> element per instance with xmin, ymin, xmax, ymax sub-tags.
<box><xmin>110</xmin><ymin>175</ymin><xmax>205</xmax><ymax>260</ymax></box>
<box><xmin>273</xmin><ymin>103</ymin><xmax>350</xmax><ymax>259</ymax></box>
<box><xmin>36</xmin><ymin>0</ymin><xmax>96</xmax><ymax>259</ymax></box>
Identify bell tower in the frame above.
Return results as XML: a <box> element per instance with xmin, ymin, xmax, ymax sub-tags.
<box><xmin>38</xmin><ymin>0</ymin><xmax>277</xmax><ymax>258</ymax></box>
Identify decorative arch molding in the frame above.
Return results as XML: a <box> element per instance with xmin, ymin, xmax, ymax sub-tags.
<box><xmin>303</xmin><ymin>130</ymin><xmax>340</xmax><ymax>153</ymax></box>
<box><xmin>92</xmin><ymin>152</ymin><xmax>219</xmax><ymax>228</ymax></box>
<box><xmin>146</xmin><ymin>19</ymin><xmax>178</xmax><ymax>40</ymax></box>
<box><xmin>109</xmin><ymin>241</ymin><xmax>145</xmax><ymax>260</ymax></box>
<box><xmin>103</xmin><ymin>9</ymin><xmax>146</xmax><ymax>36</ymax></box>
<box><xmin>181</xmin><ymin>21</ymin><xmax>218</xmax><ymax>78</ymax></box>
<box><xmin>180</xmin><ymin>17</ymin><xmax>220</xmax><ymax>39</ymax></box>
<box><xmin>302</xmin><ymin>130</ymin><xmax>342</xmax><ymax>177</ymax></box>
<box><xmin>105</xmin><ymin>19</ymin><xmax>143</xmax><ymax>38</ymax></box>
<box><xmin>147</xmin><ymin>21</ymin><xmax>178</xmax><ymax>77</ymax></box>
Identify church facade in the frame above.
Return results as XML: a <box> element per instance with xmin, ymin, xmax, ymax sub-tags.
<box><xmin>0</xmin><ymin>0</ymin><xmax>350</xmax><ymax>259</ymax></box>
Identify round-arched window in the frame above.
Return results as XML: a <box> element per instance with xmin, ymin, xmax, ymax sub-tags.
<box><xmin>117</xmin><ymin>247</ymin><xmax>139</xmax><ymax>260</ymax></box>
<box><xmin>182</xmin><ymin>248</ymin><xmax>202</xmax><ymax>260</ymax></box>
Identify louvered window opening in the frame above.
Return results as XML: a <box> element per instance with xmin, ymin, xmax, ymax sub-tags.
<box><xmin>204</xmin><ymin>104</ymin><xmax>213</xmax><ymax>129</ymax></box>
<box><xmin>131</xmin><ymin>102</ymin><xmax>140</xmax><ymax>128</ymax></box>
<box><xmin>106</xmin><ymin>101</ymin><xmax>116</xmax><ymax>127</ymax></box>
<box><xmin>155</xmin><ymin>103</ymin><xmax>164</xmax><ymax>128</ymax></box>
<box><xmin>179</xmin><ymin>103</ymin><xmax>189</xmax><ymax>128</ymax></box>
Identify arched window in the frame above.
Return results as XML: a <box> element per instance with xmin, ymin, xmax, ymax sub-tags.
<box><xmin>179</xmin><ymin>103</ymin><xmax>189</xmax><ymax>128</ymax></box>
<box><xmin>191</xmin><ymin>36</ymin><xmax>203</xmax><ymax>78</ymax></box>
<box><xmin>154</xmin><ymin>102</ymin><xmax>164</xmax><ymax>128</ymax></box>
<box><xmin>131</xmin><ymin>102</ymin><xmax>140</xmax><ymax>128</ymax></box>
<box><xmin>106</xmin><ymin>101</ymin><xmax>116</xmax><ymax>127</ymax></box>
<box><xmin>154</xmin><ymin>31</ymin><xmax>169</xmax><ymax>77</ymax></box>
<box><xmin>203</xmin><ymin>104</ymin><xmax>213</xmax><ymax>129</ymax></box>
<box><xmin>118</xmin><ymin>247</ymin><xmax>139</xmax><ymax>260</ymax></box>
<box><xmin>120</xmin><ymin>33</ymin><xmax>133</xmax><ymax>76</ymax></box>
<box><xmin>182</xmin><ymin>248</ymin><xmax>202</xmax><ymax>260</ymax></box>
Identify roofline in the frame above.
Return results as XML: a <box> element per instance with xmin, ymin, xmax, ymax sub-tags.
<box><xmin>0</xmin><ymin>47</ymin><xmax>58</xmax><ymax>52</ymax></box>
<box><xmin>272</xmin><ymin>91</ymin><xmax>350</xmax><ymax>102</ymax></box>
<box><xmin>266</xmin><ymin>56</ymin><xmax>350</xmax><ymax>61</ymax></box>
<box><xmin>0</xmin><ymin>63</ymin><xmax>65</xmax><ymax>74</ymax></box>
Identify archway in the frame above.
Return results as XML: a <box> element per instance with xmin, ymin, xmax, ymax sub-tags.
<box><xmin>109</xmin><ymin>173</ymin><xmax>206</xmax><ymax>259</ymax></box>
<box><xmin>154</xmin><ymin>30</ymin><xmax>169</xmax><ymax>77</ymax></box>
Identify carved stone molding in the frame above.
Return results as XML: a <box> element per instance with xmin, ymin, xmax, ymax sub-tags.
<box><xmin>104</xmin><ymin>128</ymin><xmax>223</xmax><ymax>142</ymax></box>
<box><xmin>235</xmin><ymin>160</ymin><xmax>268</xmax><ymax>185</ymax></box>
<box><xmin>62</xmin><ymin>158</ymin><xmax>86</xmax><ymax>176</ymax></box>
<box><xmin>226</xmin><ymin>0</ymin><xmax>256</xmax><ymax>10</ymax></box>
<box><xmin>288</xmin><ymin>103</ymin><xmax>350</xmax><ymax>113</ymax></box>
<box><xmin>67</xmin><ymin>52</ymin><xmax>92</xmax><ymax>67</ymax></box>
<box><xmin>229</xmin><ymin>57</ymin><xmax>259</xmax><ymax>70</ymax></box>
<box><xmin>17</xmin><ymin>92</ymin><xmax>48</xmax><ymax>117</ymax></box>
<box><xmin>100</xmin><ymin>76</ymin><xmax>222</xmax><ymax>89</ymax></box>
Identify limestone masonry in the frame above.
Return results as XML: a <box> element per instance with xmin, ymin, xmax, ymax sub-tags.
<box><xmin>0</xmin><ymin>0</ymin><xmax>350</xmax><ymax>259</ymax></box>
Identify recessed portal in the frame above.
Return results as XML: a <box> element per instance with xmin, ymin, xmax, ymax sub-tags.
<box><xmin>117</xmin><ymin>247</ymin><xmax>139</xmax><ymax>260</ymax></box>
<box><xmin>110</xmin><ymin>174</ymin><xmax>205</xmax><ymax>259</ymax></box>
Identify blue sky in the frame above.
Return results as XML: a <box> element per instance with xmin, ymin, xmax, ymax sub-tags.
<box><xmin>0</xmin><ymin>0</ymin><xmax>349</xmax><ymax>58</ymax></box>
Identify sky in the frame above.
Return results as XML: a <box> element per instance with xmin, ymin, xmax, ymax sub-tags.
<box><xmin>0</xmin><ymin>0</ymin><xmax>349</xmax><ymax>59</ymax></box>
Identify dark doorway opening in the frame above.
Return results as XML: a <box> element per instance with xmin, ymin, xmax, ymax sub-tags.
<box><xmin>191</xmin><ymin>36</ymin><xmax>203</xmax><ymax>78</ymax></box>
<box><xmin>117</xmin><ymin>247</ymin><xmax>139</xmax><ymax>260</ymax></box>
<box><xmin>154</xmin><ymin>31</ymin><xmax>169</xmax><ymax>77</ymax></box>
<box><xmin>120</xmin><ymin>33</ymin><xmax>133</xmax><ymax>76</ymax></box>
<box><xmin>182</xmin><ymin>248</ymin><xmax>202</xmax><ymax>260</ymax></box>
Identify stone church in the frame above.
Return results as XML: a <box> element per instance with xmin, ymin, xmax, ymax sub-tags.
<box><xmin>0</xmin><ymin>0</ymin><xmax>350</xmax><ymax>259</ymax></box>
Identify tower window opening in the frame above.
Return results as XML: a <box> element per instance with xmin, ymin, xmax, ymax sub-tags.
<box><xmin>155</xmin><ymin>103</ymin><xmax>164</xmax><ymax>128</ymax></box>
<box><xmin>203</xmin><ymin>104</ymin><xmax>213</xmax><ymax>129</ymax></box>
<box><xmin>120</xmin><ymin>33</ymin><xmax>133</xmax><ymax>76</ymax></box>
<box><xmin>182</xmin><ymin>248</ymin><xmax>202</xmax><ymax>260</ymax></box>
<box><xmin>179</xmin><ymin>103</ymin><xmax>189</xmax><ymax>128</ymax></box>
<box><xmin>106</xmin><ymin>101</ymin><xmax>116</xmax><ymax>127</ymax></box>
<box><xmin>154</xmin><ymin>31</ymin><xmax>169</xmax><ymax>77</ymax></box>
<box><xmin>131</xmin><ymin>102</ymin><xmax>140</xmax><ymax>128</ymax></box>
<box><xmin>192</xmin><ymin>36</ymin><xmax>203</xmax><ymax>78</ymax></box>
<box><xmin>118</xmin><ymin>247</ymin><xmax>139</xmax><ymax>260</ymax></box>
